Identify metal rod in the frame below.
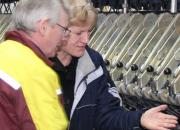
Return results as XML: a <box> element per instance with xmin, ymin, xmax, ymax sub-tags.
<box><xmin>171</xmin><ymin>0</ymin><xmax>177</xmax><ymax>13</ymax></box>
<box><xmin>123</xmin><ymin>0</ymin><xmax>128</xmax><ymax>14</ymax></box>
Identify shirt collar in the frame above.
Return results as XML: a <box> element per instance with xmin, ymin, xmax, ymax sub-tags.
<box><xmin>50</xmin><ymin>56</ymin><xmax>78</xmax><ymax>72</ymax></box>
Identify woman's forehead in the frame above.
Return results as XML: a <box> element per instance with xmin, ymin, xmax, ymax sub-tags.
<box><xmin>69</xmin><ymin>25</ymin><xmax>91</xmax><ymax>30</ymax></box>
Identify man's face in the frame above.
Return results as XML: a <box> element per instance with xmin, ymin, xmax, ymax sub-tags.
<box><xmin>61</xmin><ymin>25</ymin><xmax>91</xmax><ymax>57</ymax></box>
<box><xmin>45</xmin><ymin>9</ymin><xmax>69</xmax><ymax>57</ymax></box>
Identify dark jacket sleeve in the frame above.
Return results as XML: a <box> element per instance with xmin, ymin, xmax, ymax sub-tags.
<box><xmin>87</xmin><ymin>46</ymin><xmax>144</xmax><ymax>130</ymax></box>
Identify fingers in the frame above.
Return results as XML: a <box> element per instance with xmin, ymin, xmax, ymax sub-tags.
<box><xmin>163</xmin><ymin>118</ymin><xmax>178</xmax><ymax>124</ymax></box>
<box><xmin>154</xmin><ymin>128</ymin><xmax>170</xmax><ymax>130</ymax></box>
<box><xmin>163</xmin><ymin>114</ymin><xmax>178</xmax><ymax>120</ymax></box>
<box><xmin>151</xmin><ymin>128</ymin><xmax>170</xmax><ymax>130</ymax></box>
<box><xmin>150</xmin><ymin>122</ymin><xmax>177</xmax><ymax>130</ymax></box>
<box><xmin>162</xmin><ymin>116</ymin><xmax>178</xmax><ymax>127</ymax></box>
<box><xmin>158</xmin><ymin>116</ymin><xmax>178</xmax><ymax>130</ymax></box>
<box><xmin>158</xmin><ymin>113</ymin><xmax>178</xmax><ymax>125</ymax></box>
<box><xmin>158</xmin><ymin>112</ymin><xmax>178</xmax><ymax>125</ymax></box>
<box><xmin>160</xmin><ymin>122</ymin><xmax>177</xmax><ymax>129</ymax></box>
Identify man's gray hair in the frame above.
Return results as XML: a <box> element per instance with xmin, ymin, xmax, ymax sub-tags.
<box><xmin>9</xmin><ymin>0</ymin><xmax>67</xmax><ymax>31</ymax></box>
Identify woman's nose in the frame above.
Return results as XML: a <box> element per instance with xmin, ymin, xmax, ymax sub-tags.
<box><xmin>81</xmin><ymin>32</ymin><xmax>89</xmax><ymax>44</ymax></box>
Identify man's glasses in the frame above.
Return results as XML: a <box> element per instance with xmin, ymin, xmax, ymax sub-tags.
<box><xmin>56</xmin><ymin>24</ymin><xmax>71</xmax><ymax>37</ymax></box>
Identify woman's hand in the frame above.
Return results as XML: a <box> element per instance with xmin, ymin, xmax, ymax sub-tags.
<box><xmin>140</xmin><ymin>105</ymin><xmax>178</xmax><ymax>130</ymax></box>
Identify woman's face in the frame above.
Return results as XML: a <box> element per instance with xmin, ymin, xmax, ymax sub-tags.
<box><xmin>61</xmin><ymin>25</ymin><xmax>91</xmax><ymax>57</ymax></box>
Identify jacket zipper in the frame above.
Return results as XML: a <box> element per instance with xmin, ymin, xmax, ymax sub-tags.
<box><xmin>68</xmin><ymin>67</ymin><xmax>101</xmax><ymax>130</ymax></box>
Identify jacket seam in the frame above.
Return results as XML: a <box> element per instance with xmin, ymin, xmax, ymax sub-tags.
<box><xmin>76</xmin><ymin>104</ymin><xmax>97</xmax><ymax>109</ymax></box>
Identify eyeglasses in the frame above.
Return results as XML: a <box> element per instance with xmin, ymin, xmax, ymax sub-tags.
<box><xmin>56</xmin><ymin>24</ymin><xmax>71</xmax><ymax>37</ymax></box>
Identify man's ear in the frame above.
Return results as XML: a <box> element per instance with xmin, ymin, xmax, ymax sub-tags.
<box><xmin>37</xmin><ymin>18</ymin><xmax>49</xmax><ymax>36</ymax></box>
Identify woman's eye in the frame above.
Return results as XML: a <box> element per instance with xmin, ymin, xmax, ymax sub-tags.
<box><xmin>76</xmin><ymin>32</ymin><xmax>82</xmax><ymax>35</ymax></box>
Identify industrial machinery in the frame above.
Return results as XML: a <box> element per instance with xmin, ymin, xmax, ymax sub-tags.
<box><xmin>90</xmin><ymin>11</ymin><xmax>180</xmax><ymax>129</ymax></box>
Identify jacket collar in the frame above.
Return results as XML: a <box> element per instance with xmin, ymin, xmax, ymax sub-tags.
<box><xmin>5</xmin><ymin>30</ymin><xmax>54</xmax><ymax>67</ymax></box>
<box><xmin>74</xmin><ymin>50</ymin><xmax>96</xmax><ymax>93</ymax></box>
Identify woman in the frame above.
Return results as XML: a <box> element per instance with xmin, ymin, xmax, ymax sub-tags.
<box><xmin>51</xmin><ymin>1</ymin><xmax>178</xmax><ymax>130</ymax></box>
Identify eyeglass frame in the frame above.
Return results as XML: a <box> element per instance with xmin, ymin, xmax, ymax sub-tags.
<box><xmin>56</xmin><ymin>23</ymin><xmax>71</xmax><ymax>37</ymax></box>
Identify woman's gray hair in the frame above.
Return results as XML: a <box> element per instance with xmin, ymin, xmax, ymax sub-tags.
<box><xmin>9</xmin><ymin>0</ymin><xmax>67</xmax><ymax>32</ymax></box>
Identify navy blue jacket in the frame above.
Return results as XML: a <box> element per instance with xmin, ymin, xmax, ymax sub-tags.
<box><xmin>68</xmin><ymin>46</ymin><xmax>143</xmax><ymax>130</ymax></box>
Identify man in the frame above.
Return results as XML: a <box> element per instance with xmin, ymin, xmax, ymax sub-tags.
<box><xmin>51</xmin><ymin>1</ymin><xmax>178</xmax><ymax>130</ymax></box>
<box><xmin>0</xmin><ymin>0</ymin><xmax>70</xmax><ymax>130</ymax></box>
